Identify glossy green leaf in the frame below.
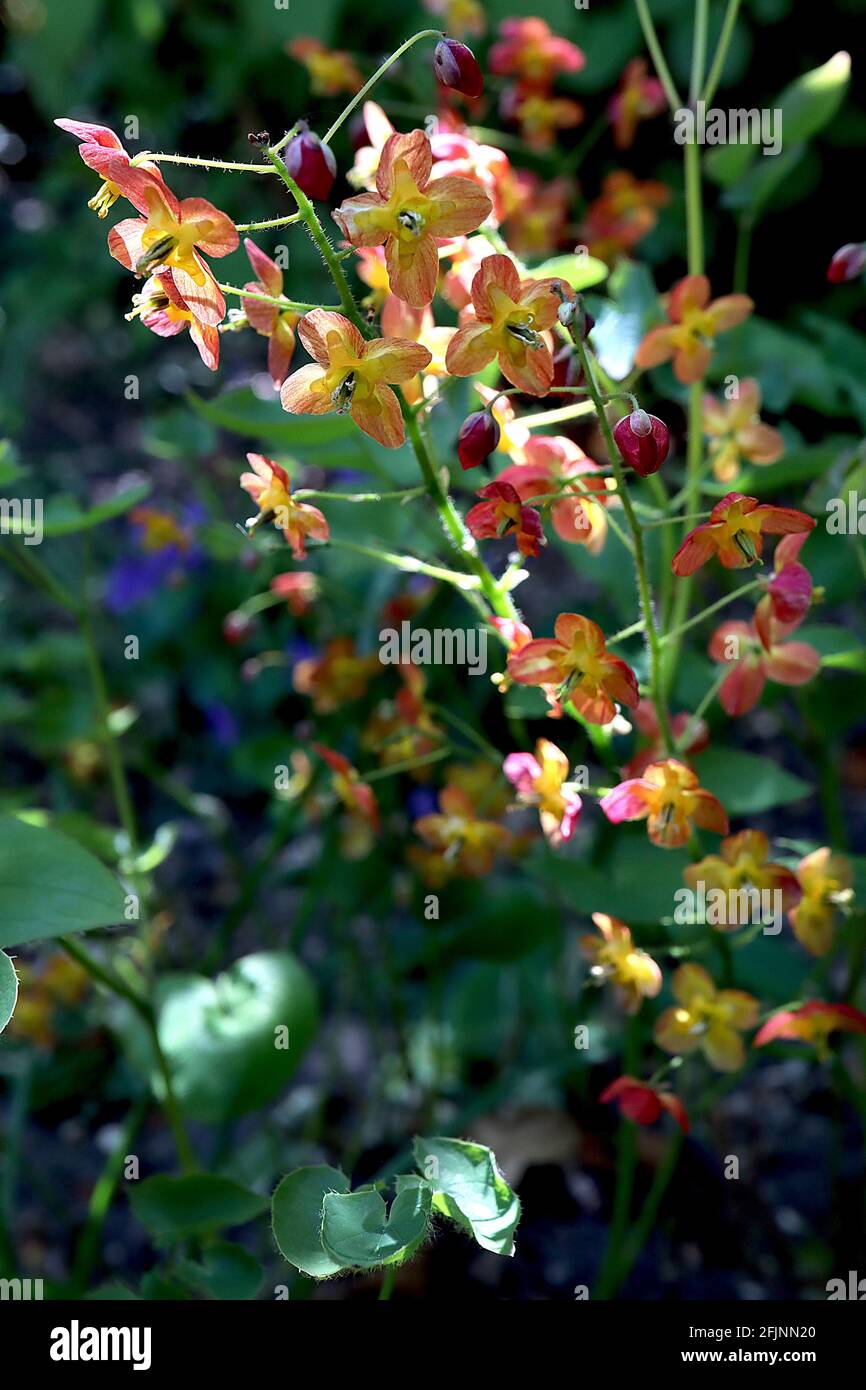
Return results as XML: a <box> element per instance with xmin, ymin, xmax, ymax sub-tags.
<box><xmin>155</xmin><ymin>951</ymin><xmax>318</xmax><ymax>1123</ymax></box>
<box><xmin>412</xmin><ymin>1136</ymin><xmax>520</xmax><ymax>1256</ymax></box>
<box><xmin>320</xmin><ymin>1181</ymin><xmax>432</xmax><ymax>1270</ymax></box>
<box><xmin>272</xmin><ymin>1165</ymin><xmax>351</xmax><ymax>1277</ymax></box>
<box><xmin>0</xmin><ymin>817</ymin><xmax>126</xmax><ymax>949</ymax></box>
<box><xmin>0</xmin><ymin>951</ymin><xmax>19</xmax><ymax>1033</ymax></box>
<box><xmin>693</xmin><ymin>748</ymin><xmax>811</xmax><ymax>816</ymax></box>
<box><xmin>129</xmin><ymin>1174</ymin><xmax>269</xmax><ymax>1240</ymax></box>
<box><xmin>529</xmin><ymin>253</ymin><xmax>608</xmax><ymax>293</ymax></box>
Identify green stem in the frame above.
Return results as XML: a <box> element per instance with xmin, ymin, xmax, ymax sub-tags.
<box><xmin>59</xmin><ymin>937</ymin><xmax>196</xmax><ymax>1174</ymax></box>
<box><xmin>217</xmin><ymin>284</ymin><xmax>339</xmax><ymax>314</ymax></box>
<box><xmin>80</xmin><ymin>612</ymin><xmax>138</xmax><ymax>853</ymax></box>
<box><xmin>661</xmin><ymin>577</ymin><xmax>763</xmax><ymax>646</ymax></box>
<box><xmin>633</xmin><ymin>0</ymin><xmax>683</xmax><ymax>111</ymax></box>
<box><xmin>702</xmin><ymin>0</ymin><xmax>743</xmax><ymax>106</ymax></box>
<box><xmin>293</xmin><ymin>485</ymin><xmax>425</xmax><ymax>504</ymax></box>
<box><xmin>594</xmin><ymin>1017</ymin><xmax>642</xmax><ymax>1297</ymax></box>
<box><xmin>378</xmin><ymin>1264</ymin><xmax>397</xmax><ymax>1301</ymax></box>
<box><xmin>135</xmin><ymin>152</ymin><xmax>276</xmax><ymax>174</ymax></box>
<box><xmin>319</xmin><ymin>30</ymin><xmax>444</xmax><ymax>148</ymax></box>
<box><xmin>573</xmin><ymin>335</ymin><xmax>675</xmax><ymax>754</ymax></box>
<box><xmin>608</xmin><ymin>1130</ymin><xmax>684</xmax><ymax>1296</ymax></box>
<box><xmin>72</xmin><ymin>1094</ymin><xmax>149</xmax><ymax>1293</ymax></box>
<box><xmin>689</xmin><ymin>0</ymin><xmax>709</xmax><ymax>105</ymax></box>
<box><xmin>234</xmin><ymin>214</ymin><xmax>301</xmax><ymax>233</ymax></box>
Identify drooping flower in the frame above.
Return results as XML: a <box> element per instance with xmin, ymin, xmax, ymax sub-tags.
<box><xmin>754</xmin><ymin>533</ymin><xmax>813</xmax><ymax>644</ymax></box>
<box><xmin>754</xmin><ymin>1002</ymin><xmax>866</xmax><ymax>1056</ymax></box>
<box><xmin>126</xmin><ymin>270</ymin><xmax>220</xmax><ymax>369</ymax></box>
<box><xmin>465</xmin><ymin>481</ymin><xmax>544</xmax><ymax>557</ymax></box>
<box><xmin>497</xmin><ymin>435</ymin><xmax>612</xmax><ymax>554</ymax></box>
<box><xmin>621</xmin><ymin>699</ymin><xmax>709</xmax><ymax>779</ymax></box>
<box><xmin>107</xmin><ymin>170</ymin><xmax>238</xmax><ymax>324</ymax></box>
<box><xmin>333</xmin><ymin>129</ymin><xmax>492</xmax><ymax>307</ymax></box>
<box><xmin>655</xmin><ymin>963</ymin><xmax>758</xmax><ymax>1071</ymax></box>
<box><xmin>270</xmin><ymin>571</ymin><xmax>319</xmax><ymax>616</ymax></box>
<box><xmin>293</xmin><ymin>637</ymin><xmax>379</xmax><ymax>714</ymax></box>
<box><xmin>55</xmin><ymin>118</ymin><xmax>164</xmax><ymax>218</ymax></box>
<box><xmin>708</xmin><ymin>617</ymin><xmax>820</xmax><ymax>717</ymax></box>
<box><xmin>826</xmin><ymin>242</ymin><xmax>866</xmax><ymax>284</ymax></box>
<box><xmin>282</xmin><ymin>122</ymin><xmax>338</xmax><ymax>201</ymax></box>
<box><xmin>489</xmin><ymin>18</ymin><xmax>585</xmax><ymax>85</ymax></box>
<box><xmin>607</xmin><ymin>59</ymin><xmax>666</xmax><ymax>149</ymax></box>
<box><xmin>288</xmin><ymin>37</ymin><xmax>363</xmax><ymax>96</ymax></box>
<box><xmin>600</xmin><ymin>759</ymin><xmax>728</xmax><ymax>849</ymax></box>
<box><xmin>671</xmin><ymin>492</ymin><xmax>815</xmax><ymax>576</ymax></box>
<box><xmin>613</xmin><ymin>409</ymin><xmax>671</xmax><ymax>477</ymax></box>
<box><xmin>500</xmin><ymin>85</ymin><xmax>584</xmax><ymax>150</ymax></box>
<box><xmin>503</xmin><ymin>738</ymin><xmax>582</xmax><ymax>845</ymax></box>
<box><xmin>280</xmin><ymin>310</ymin><xmax>431</xmax><ymax>448</ymax></box>
<box><xmin>701</xmin><ymin>379</ymin><xmax>784</xmax><ymax>483</ymax></box>
<box><xmin>581</xmin><ymin>171</ymin><xmax>670</xmax><ymax>264</ymax></box>
<box><xmin>239</xmin><ymin>454</ymin><xmax>329</xmax><ymax>559</ymax></box>
<box><xmin>507</xmin><ymin>613</ymin><xmax>639</xmax><ymax>724</ymax></box>
<box><xmin>434</xmin><ymin>38</ymin><xmax>484</xmax><ymax>98</ymax></box>
<box><xmin>636</xmin><ymin>275</ymin><xmax>754</xmax><ymax>385</ymax></box>
<box><xmin>413</xmin><ymin>784</ymin><xmax>515</xmax><ymax>879</ymax></box>
<box><xmin>313</xmin><ymin>744</ymin><xmax>380</xmax><ymax>833</ymax></box>
<box><xmin>446</xmin><ymin>253</ymin><xmax>568</xmax><ymax>396</ymax></box>
<box><xmin>241</xmin><ymin>239</ymin><xmax>298</xmax><ymax>386</ymax></box>
<box><xmin>683</xmin><ymin>830</ymin><xmax>801</xmax><ymax>929</ymax></box>
<box><xmin>788</xmin><ymin>848</ymin><xmax>853</xmax><ymax>956</ymax></box>
<box><xmin>580</xmin><ymin>913</ymin><xmax>662</xmax><ymax>1013</ymax></box>
<box><xmin>600</xmin><ymin>1076</ymin><xmax>689</xmax><ymax>1133</ymax></box>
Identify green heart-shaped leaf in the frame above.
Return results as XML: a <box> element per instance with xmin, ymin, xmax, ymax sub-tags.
<box><xmin>272</xmin><ymin>1165</ymin><xmax>351</xmax><ymax>1277</ymax></box>
<box><xmin>0</xmin><ymin>818</ymin><xmax>126</xmax><ymax>949</ymax></box>
<box><xmin>320</xmin><ymin>1180</ymin><xmax>432</xmax><ymax>1270</ymax></box>
<box><xmin>130</xmin><ymin>1174</ymin><xmax>268</xmax><ymax>1240</ymax></box>
<box><xmin>155</xmin><ymin>951</ymin><xmax>318</xmax><ymax>1123</ymax></box>
<box><xmin>0</xmin><ymin>951</ymin><xmax>19</xmax><ymax>1033</ymax></box>
<box><xmin>413</xmin><ymin>1136</ymin><xmax>520</xmax><ymax>1256</ymax></box>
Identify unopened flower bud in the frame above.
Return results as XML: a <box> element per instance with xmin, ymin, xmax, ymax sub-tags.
<box><xmin>433</xmin><ymin>38</ymin><xmax>484</xmax><ymax>99</ymax></box>
<box><xmin>457</xmin><ymin>408</ymin><xmax>501</xmax><ymax>470</ymax></box>
<box><xmin>827</xmin><ymin>242</ymin><xmax>866</xmax><ymax>284</ymax></box>
<box><xmin>222</xmin><ymin>610</ymin><xmax>256</xmax><ymax>645</ymax></box>
<box><xmin>613</xmin><ymin>409</ymin><xmax>671</xmax><ymax>477</ymax></box>
<box><xmin>284</xmin><ymin>121</ymin><xmax>338</xmax><ymax>201</ymax></box>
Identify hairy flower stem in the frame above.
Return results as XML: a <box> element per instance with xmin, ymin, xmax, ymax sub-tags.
<box><xmin>318</xmin><ymin>29</ymin><xmax>444</xmax><ymax>148</ymax></box>
<box><xmin>572</xmin><ymin>334</ymin><xmax>675</xmax><ymax>755</ymax></box>
<box><xmin>217</xmin><ymin>283</ymin><xmax>340</xmax><ymax>313</ymax></box>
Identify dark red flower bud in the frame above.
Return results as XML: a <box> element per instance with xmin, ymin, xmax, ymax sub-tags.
<box><xmin>768</xmin><ymin>562</ymin><xmax>812</xmax><ymax>625</ymax></box>
<box><xmin>284</xmin><ymin>121</ymin><xmax>337</xmax><ymax>201</ymax></box>
<box><xmin>613</xmin><ymin>409</ymin><xmax>671</xmax><ymax>477</ymax></box>
<box><xmin>433</xmin><ymin>38</ymin><xmax>484</xmax><ymax>99</ymax></box>
<box><xmin>222</xmin><ymin>610</ymin><xmax>256</xmax><ymax>644</ymax></box>
<box><xmin>827</xmin><ymin>242</ymin><xmax>866</xmax><ymax>284</ymax></box>
<box><xmin>457</xmin><ymin>408</ymin><xmax>500</xmax><ymax>470</ymax></box>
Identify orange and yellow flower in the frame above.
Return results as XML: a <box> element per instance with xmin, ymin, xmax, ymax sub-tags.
<box><xmin>465</xmin><ymin>480</ymin><xmax>544</xmax><ymax>558</ymax></box>
<box><xmin>507</xmin><ymin>613</ymin><xmax>639</xmax><ymax>725</ymax></box>
<box><xmin>107</xmin><ymin>170</ymin><xmax>237</xmax><ymax>325</ymax></box>
<box><xmin>672</xmin><ymin>492</ymin><xmax>814</xmax><ymax>576</ymax></box>
<box><xmin>313</xmin><ymin>744</ymin><xmax>380</xmax><ymax>833</ymax></box>
<box><xmin>654</xmin><ymin>963</ymin><xmax>758</xmax><ymax>1071</ymax></box>
<box><xmin>126</xmin><ymin>270</ymin><xmax>219</xmax><ymax>370</ymax></box>
<box><xmin>581</xmin><ymin>170</ymin><xmax>670</xmax><ymax>263</ymax></box>
<box><xmin>333</xmin><ymin>129</ymin><xmax>492</xmax><ymax>307</ymax></box>
<box><xmin>503</xmin><ymin>738</ymin><xmax>582</xmax><ymax>845</ymax></box>
<box><xmin>754</xmin><ymin>1001</ymin><xmax>866</xmax><ymax>1056</ymax></box>
<box><xmin>55</xmin><ymin>118</ymin><xmax>164</xmax><ymax>218</ymax></box>
<box><xmin>446</xmin><ymin>253</ymin><xmax>568</xmax><ymax>396</ymax></box>
<box><xmin>500</xmin><ymin>85</ymin><xmax>584</xmax><ymax>150</ymax></box>
<box><xmin>600</xmin><ymin>759</ymin><xmax>728</xmax><ymax>849</ymax></box>
<box><xmin>702</xmin><ymin>379</ymin><xmax>784</xmax><ymax>483</ymax></box>
<box><xmin>788</xmin><ymin>847</ymin><xmax>853</xmax><ymax>956</ymax></box>
<box><xmin>636</xmin><ymin>274</ymin><xmax>753</xmax><ymax>385</ymax></box>
<box><xmin>270</xmin><ymin>571</ymin><xmax>319</xmax><ymax>616</ymax></box>
<box><xmin>580</xmin><ymin>913</ymin><xmax>662</xmax><ymax>1013</ymax></box>
<box><xmin>489</xmin><ymin>18</ymin><xmax>585</xmax><ymax>86</ymax></box>
<box><xmin>413</xmin><ymin>784</ymin><xmax>515</xmax><ymax>880</ymax></box>
<box><xmin>239</xmin><ymin>454</ymin><xmax>329</xmax><ymax>559</ymax></box>
<box><xmin>280</xmin><ymin>310</ymin><xmax>431</xmax><ymax>449</ymax></box>
<box><xmin>242</xmin><ymin>238</ymin><xmax>299</xmax><ymax>387</ymax></box>
<box><xmin>288</xmin><ymin>37</ymin><xmax>363</xmax><ymax>96</ymax></box>
<box><xmin>498</xmin><ymin>435</ymin><xmax>612</xmax><ymax>554</ymax></box>
<box><xmin>684</xmin><ymin>830</ymin><xmax>802</xmax><ymax>928</ymax></box>
<box><xmin>607</xmin><ymin>59</ymin><xmax>666</xmax><ymax>149</ymax></box>
<box><xmin>293</xmin><ymin>637</ymin><xmax>379</xmax><ymax>714</ymax></box>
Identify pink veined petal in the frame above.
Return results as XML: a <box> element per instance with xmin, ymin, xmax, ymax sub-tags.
<box><xmin>689</xmin><ymin>790</ymin><xmax>729</xmax><ymax>836</ymax></box>
<box><xmin>242</xmin><ymin>280</ymin><xmax>278</xmax><ymax>336</ymax></box>
<box><xmin>471</xmin><ymin>253</ymin><xmax>522</xmax><ymax>319</ymax></box>
<box><xmin>498</xmin><ymin>340</ymin><xmax>554</xmax><ymax>396</ymax></box>
<box><xmin>189</xmin><ymin>319</ymin><xmax>220</xmax><ymax>371</ymax></box>
<box><xmin>55</xmin><ymin>118</ymin><xmax>123</xmax><ymax>148</ymax></box>
<box><xmin>707</xmin><ymin>293</ymin><xmax>754</xmax><ymax>331</ymax></box>
<box><xmin>599</xmin><ymin>780</ymin><xmax>653</xmax><ymax>824</ymax></box>
<box><xmin>423</xmin><ymin>175</ymin><xmax>492</xmax><ymax>238</ymax></box>
<box><xmin>299</xmin><ymin>310</ymin><xmax>366</xmax><ymax>367</ymax></box>
<box><xmin>362</xmin><ymin>337</ymin><xmax>432</xmax><ymax>383</ymax></box>
<box><xmin>445</xmin><ymin>321</ymin><xmax>497</xmax><ymax>377</ymax></box>
<box><xmin>503</xmin><ymin>751</ymin><xmax>543</xmax><ymax>792</ymax></box>
<box><xmin>171</xmin><ymin>258</ymin><xmax>226</xmax><ymax>326</ymax></box>
<box><xmin>79</xmin><ymin>149</ymin><xmax>164</xmax><ymax>218</ymax></box>
<box><xmin>763</xmin><ymin>641</ymin><xmax>821</xmax><ymax>688</ymax></box>
<box><xmin>385</xmin><ymin>232</ymin><xmax>439</xmax><ymax>309</ymax></box>
<box><xmin>518</xmin><ymin>277</ymin><xmax>566</xmax><ymax>330</ymax></box>
<box><xmin>351</xmin><ymin>383</ymin><xmax>405</xmax><ymax>448</ymax></box>
<box><xmin>244</xmin><ymin>237</ymin><xmax>283</xmax><ymax>295</ymax></box>
<box><xmin>175</xmin><ymin>196</ymin><xmax>239</xmax><ymax>258</ymax></box>
<box><xmin>634</xmin><ymin>325</ymin><xmax>678</xmax><ymax>369</ymax></box>
<box><xmin>752</xmin><ymin>504</ymin><xmax>815</xmax><ymax>536</ymax></box>
<box><xmin>671</xmin><ymin>523</ymin><xmax>719</xmax><ymax>577</ymax></box>
<box><xmin>332</xmin><ymin>192</ymin><xmax>390</xmax><ymax>247</ymax></box>
<box><xmin>774</xmin><ymin>531</ymin><xmax>809</xmax><ymax>569</ymax></box>
<box><xmin>507</xmin><ymin>639</ymin><xmax>565</xmax><ymax>685</ymax></box>
<box><xmin>668</xmin><ymin>274</ymin><xmax>711</xmax><ymax>321</ymax></box>
<box><xmin>553</xmin><ymin>611</ymin><xmax>603</xmax><ymax>653</ymax></box>
<box><xmin>376</xmin><ymin>130</ymin><xmax>433</xmax><ymax>198</ymax></box>
<box><xmin>719</xmin><ymin>657</ymin><xmax>766</xmax><ymax>716</ymax></box>
<box><xmin>267</xmin><ymin>322</ymin><xmax>296</xmax><ymax>387</ymax></box>
<box><xmin>280</xmin><ymin>363</ymin><xmax>331</xmax><ymax>415</ymax></box>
